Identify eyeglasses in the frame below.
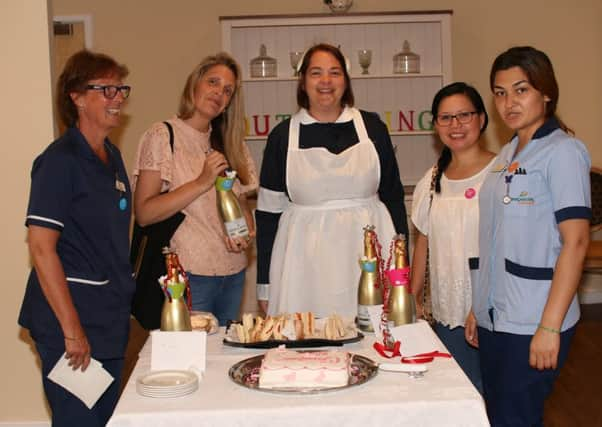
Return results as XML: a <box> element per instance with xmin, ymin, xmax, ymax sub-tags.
<box><xmin>85</xmin><ymin>84</ymin><xmax>131</xmax><ymax>99</ymax></box>
<box><xmin>435</xmin><ymin>111</ymin><xmax>477</xmax><ymax>126</ymax></box>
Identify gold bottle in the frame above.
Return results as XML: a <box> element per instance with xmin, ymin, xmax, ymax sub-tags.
<box><xmin>161</xmin><ymin>297</ymin><xmax>193</xmax><ymax>331</ymax></box>
<box><xmin>357</xmin><ymin>226</ymin><xmax>382</xmax><ymax>332</ymax></box>
<box><xmin>215</xmin><ymin>171</ymin><xmax>249</xmax><ymax>238</ymax></box>
<box><xmin>385</xmin><ymin>234</ymin><xmax>416</xmax><ymax>327</ymax></box>
<box><xmin>160</xmin><ymin>250</ymin><xmax>192</xmax><ymax>331</ymax></box>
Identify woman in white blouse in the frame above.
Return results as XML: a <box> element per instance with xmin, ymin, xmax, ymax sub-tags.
<box><xmin>410</xmin><ymin>82</ymin><xmax>496</xmax><ymax>393</ymax></box>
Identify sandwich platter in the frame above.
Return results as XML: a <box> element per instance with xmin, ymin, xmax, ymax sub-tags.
<box><xmin>223</xmin><ymin>333</ymin><xmax>364</xmax><ymax>349</ymax></box>
<box><xmin>224</xmin><ymin>312</ymin><xmax>364</xmax><ymax>349</ymax></box>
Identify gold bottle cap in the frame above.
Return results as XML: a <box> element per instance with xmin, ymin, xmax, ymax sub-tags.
<box><xmin>363</xmin><ymin>225</ymin><xmax>376</xmax><ymax>259</ymax></box>
<box><xmin>393</xmin><ymin>234</ymin><xmax>408</xmax><ymax>269</ymax></box>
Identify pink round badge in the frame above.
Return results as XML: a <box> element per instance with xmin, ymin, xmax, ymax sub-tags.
<box><xmin>465</xmin><ymin>188</ymin><xmax>476</xmax><ymax>199</ymax></box>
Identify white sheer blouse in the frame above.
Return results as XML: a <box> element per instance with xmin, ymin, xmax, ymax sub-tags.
<box><xmin>411</xmin><ymin>158</ymin><xmax>496</xmax><ymax>328</ymax></box>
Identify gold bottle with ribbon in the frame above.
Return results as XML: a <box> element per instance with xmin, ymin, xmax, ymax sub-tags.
<box><xmin>357</xmin><ymin>225</ymin><xmax>382</xmax><ymax>332</ymax></box>
<box><xmin>160</xmin><ymin>249</ymin><xmax>192</xmax><ymax>331</ymax></box>
<box><xmin>385</xmin><ymin>234</ymin><xmax>416</xmax><ymax>326</ymax></box>
<box><xmin>215</xmin><ymin>170</ymin><xmax>249</xmax><ymax>238</ymax></box>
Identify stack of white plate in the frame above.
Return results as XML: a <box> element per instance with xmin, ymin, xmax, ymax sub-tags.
<box><xmin>136</xmin><ymin>370</ymin><xmax>199</xmax><ymax>398</ymax></box>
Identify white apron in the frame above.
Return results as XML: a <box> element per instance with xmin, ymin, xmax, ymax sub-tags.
<box><xmin>268</xmin><ymin>107</ymin><xmax>397</xmax><ymax>318</ymax></box>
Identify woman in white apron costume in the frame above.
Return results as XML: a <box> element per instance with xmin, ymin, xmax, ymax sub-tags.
<box><xmin>255</xmin><ymin>44</ymin><xmax>408</xmax><ymax>319</ymax></box>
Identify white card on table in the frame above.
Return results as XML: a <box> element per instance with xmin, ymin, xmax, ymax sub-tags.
<box><xmin>366</xmin><ymin>305</ymin><xmax>384</xmax><ymax>340</ymax></box>
<box><xmin>47</xmin><ymin>354</ymin><xmax>114</xmax><ymax>409</ymax></box>
<box><xmin>150</xmin><ymin>330</ymin><xmax>207</xmax><ymax>374</ymax></box>
<box><xmin>390</xmin><ymin>320</ymin><xmax>446</xmax><ymax>356</ymax></box>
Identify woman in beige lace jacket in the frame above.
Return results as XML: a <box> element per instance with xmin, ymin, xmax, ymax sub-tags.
<box><xmin>132</xmin><ymin>52</ymin><xmax>257</xmax><ymax>325</ymax></box>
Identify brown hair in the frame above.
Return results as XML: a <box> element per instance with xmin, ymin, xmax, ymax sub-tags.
<box><xmin>56</xmin><ymin>50</ymin><xmax>129</xmax><ymax>128</ymax></box>
<box><xmin>177</xmin><ymin>52</ymin><xmax>251</xmax><ymax>184</ymax></box>
<box><xmin>490</xmin><ymin>46</ymin><xmax>572</xmax><ymax>134</ymax></box>
<box><xmin>296</xmin><ymin>43</ymin><xmax>354</xmax><ymax>110</ymax></box>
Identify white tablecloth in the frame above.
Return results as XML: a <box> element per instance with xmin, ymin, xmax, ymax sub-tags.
<box><xmin>108</xmin><ymin>322</ymin><xmax>489</xmax><ymax>427</ymax></box>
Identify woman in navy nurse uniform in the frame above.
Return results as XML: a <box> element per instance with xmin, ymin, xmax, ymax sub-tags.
<box><xmin>18</xmin><ymin>50</ymin><xmax>135</xmax><ymax>426</ymax></box>
<box><xmin>255</xmin><ymin>43</ymin><xmax>408</xmax><ymax>318</ymax></box>
<box><xmin>471</xmin><ymin>46</ymin><xmax>591</xmax><ymax>426</ymax></box>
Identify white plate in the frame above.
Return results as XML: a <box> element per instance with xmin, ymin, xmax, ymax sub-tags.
<box><xmin>137</xmin><ymin>370</ymin><xmax>198</xmax><ymax>388</ymax></box>
<box><xmin>137</xmin><ymin>383</ymin><xmax>198</xmax><ymax>398</ymax></box>
<box><xmin>137</xmin><ymin>381</ymin><xmax>196</xmax><ymax>390</ymax></box>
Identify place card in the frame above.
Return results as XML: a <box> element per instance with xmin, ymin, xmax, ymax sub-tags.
<box><xmin>47</xmin><ymin>354</ymin><xmax>114</xmax><ymax>409</ymax></box>
<box><xmin>366</xmin><ymin>305</ymin><xmax>384</xmax><ymax>340</ymax></box>
<box><xmin>150</xmin><ymin>330</ymin><xmax>207</xmax><ymax>374</ymax></box>
<box><xmin>390</xmin><ymin>320</ymin><xmax>446</xmax><ymax>356</ymax></box>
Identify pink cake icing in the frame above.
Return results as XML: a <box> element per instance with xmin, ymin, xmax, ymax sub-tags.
<box><xmin>258</xmin><ymin>346</ymin><xmax>350</xmax><ymax>389</ymax></box>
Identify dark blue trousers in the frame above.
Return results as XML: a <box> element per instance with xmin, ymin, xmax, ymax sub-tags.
<box><xmin>37</xmin><ymin>343</ymin><xmax>124</xmax><ymax>427</ymax></box>
<box><xmin>478</xmin><ymin>326</ymin><xmax>575</xmax><ymax>427</ymax></box>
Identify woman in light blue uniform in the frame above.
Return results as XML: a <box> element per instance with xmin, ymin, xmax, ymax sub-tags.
<box><xmin>471</xmin><ymin>46</ymin><xmax>591</xmax><ymax>426</ymax></box>
<box><xmin>19</xmin><ymin>51</ymin><xmax>135</xmax><ymax>427</ymax></box>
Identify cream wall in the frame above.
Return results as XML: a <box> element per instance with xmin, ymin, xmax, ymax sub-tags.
<box><xmin>0</xmin><ymin>0</ymin><xmax>54</xmax><ymax>423</ymax></box>
<box><xmin>49</xmin><ymin>0</ymin><xmax>602</xmax><ymax>169</ymax></box>
<box><xmin>2</xmin><ymin>0</ymin><xmax>601</xmax><ymax>423</ymax></box>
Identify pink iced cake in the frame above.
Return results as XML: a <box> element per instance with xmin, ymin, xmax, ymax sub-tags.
<box><xmin>258</xmin><ymin>346</ymin><xmax>350</xmax><ymax>389</ymax></box>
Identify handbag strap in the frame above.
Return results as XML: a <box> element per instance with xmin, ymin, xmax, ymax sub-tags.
<box><xmin>422</xmin><ymin>163</ymin><xmax>438</xmax><ymax>325</ymax></box>
<box><xmin>163</xmin><ymin>121</ymin><xmax>175</xmax><ymax>153</ymax></box>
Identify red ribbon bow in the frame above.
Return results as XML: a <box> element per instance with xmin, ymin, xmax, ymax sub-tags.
<box><xmin>401</xmin><ymin>350</ymin><xmax>452</xmax><ymax>364</ymax></box>
<box><xmin>373</xmin><ymin>342</ymin><xmax>451</xmax><ymax>363</ymax></box>
<box><xmin>373</xmin><ymin>341</ymin><xmax>401</xmax><ymax>358</ymax></box>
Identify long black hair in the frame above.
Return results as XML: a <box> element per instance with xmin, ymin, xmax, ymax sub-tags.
<box><xmin>431</xmin><ymin>82</ymin><xmax>488</xmax><ymax>193</ymax></box>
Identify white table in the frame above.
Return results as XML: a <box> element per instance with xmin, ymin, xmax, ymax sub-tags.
<box><xmin>108</xmin><ymin>323</ymin><xmax>490</xmax><ymax>427</ymax></box>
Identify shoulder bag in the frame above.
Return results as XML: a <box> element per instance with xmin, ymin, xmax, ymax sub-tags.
<box><xmin>130</xmin><ymin>121</ymin><xmax>186</xmax><ymax>330</ymax></box>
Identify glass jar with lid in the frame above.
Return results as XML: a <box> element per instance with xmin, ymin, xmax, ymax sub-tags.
<box><xmin>393</xmin><ymin>40</ymin><xmax>420</xmax><ymax>74</ymax></box>
<box><xmin>250</xmin><ymin>44</ymin><xmax>277</xmax><ymax>78</ymax></box>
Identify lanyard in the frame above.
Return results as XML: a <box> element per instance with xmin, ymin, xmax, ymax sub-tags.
<box><xmin>105</xmin><ymin>144</ymin><xmax>128</xmax><ymax>211</ymax></box>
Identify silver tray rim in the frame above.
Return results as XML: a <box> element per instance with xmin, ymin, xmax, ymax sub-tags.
<box><xmin>228</xmin><ymin>351</ymin><xmax>379</xmax><ymax>395</ymax></box>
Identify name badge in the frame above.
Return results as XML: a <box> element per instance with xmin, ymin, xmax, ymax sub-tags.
<box><xmin>115</xmin><ymin>179</ymin><xmax>126</xmax><ymax>193</ymax></box>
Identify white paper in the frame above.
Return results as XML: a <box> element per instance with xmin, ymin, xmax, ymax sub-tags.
<box><xmin>366</xmin><ymin>305</ymin><xmax>384</xmax><ymax>340</ymax></box>
<box><xmin>150</xmin><ymin>330</ymin><xmax>207</xmax><ymax>373</ymax></box>
<box><xmin>390</xmin><ymin>320</ymin><xmax>447</xmax><ymax>356</ymax></box>
<box><xmin>47</xmin><ymin>354</ymin><xmax>114</xmax><ymax>409</ymax></box>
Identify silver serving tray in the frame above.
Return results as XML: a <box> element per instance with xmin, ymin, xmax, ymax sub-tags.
<box><xmin>228</xmin><ymin>351</ymin><xmax>378</xmax><ymax>394</ymax></box>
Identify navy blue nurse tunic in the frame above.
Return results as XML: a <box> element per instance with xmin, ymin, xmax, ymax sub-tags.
<box><xmin>19</xmin><ymin>127</ymin><xmax>135</xmax><ymax>359</ymax></box>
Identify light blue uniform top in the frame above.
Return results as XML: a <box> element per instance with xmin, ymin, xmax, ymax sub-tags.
<box><xmin>472</xmin><ymin>117</ymin><xmax>591</xmax><ymax>334</ymax></box>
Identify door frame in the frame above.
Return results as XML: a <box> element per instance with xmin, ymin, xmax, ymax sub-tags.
<box><xmin>53</xmin><ymin>14</ymin><xmax>93</xmax><ymax>49</ymax></box>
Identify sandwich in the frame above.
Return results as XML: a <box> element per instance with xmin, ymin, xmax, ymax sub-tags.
<box><xmin>258</xmin><ymin>316</ymin><xmax>275</xmax><ymax>341</ymax></box>
<box><xmin>301</xmin><ymin>311</ymin><xmax>315</xmax><ymax>338</ymax></box>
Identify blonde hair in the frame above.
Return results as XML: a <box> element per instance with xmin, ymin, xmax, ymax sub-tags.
<box><xmin>177</xmin><ymin>52</ymin><xmax>251</xmax><ymax>184</ymax></box>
